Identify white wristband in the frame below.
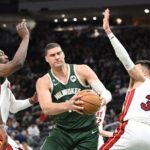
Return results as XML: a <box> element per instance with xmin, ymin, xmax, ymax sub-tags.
<box><xmin>90</xmin><ymin>80</ymin><xmax>112</xmax><ymax>104</ymax></box>
<box><xmin>101</xmin><ymin>90</ymin><xmax>112</xmax><ymax>104</ymax></box>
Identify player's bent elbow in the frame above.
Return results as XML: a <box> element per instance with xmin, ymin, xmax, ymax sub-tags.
<box><xmin>10</xmin><ymin>106</ymin><xmax>19</xmax><ymax>114</ymax></box>
<box><xmin>10</xmin><ymin>109</ymin><xmax>18</xmax><ymax>114</ymax></box>
<box><xmin>12</xmin><ymin>60</ymin><xmax>25</xmax><ymax>70</ymax></box>
<box><xmin>42</xmin><ymin>106</ymin><xmax>58</xmax><ymax>115</ymax></box>
<box><xmin>42</xmin><ymin>107</ymin><xmax>51</xmax><ymax>115</ymax></box>
<box><xmin>0</xmin><ymin>63</ymin><xmax>23</xmax><ymax>77</ymax></box>
<box><xmin>15</xmin><ymin>61</ymin><xmax>24</xmax><ymax>69</ymax></box>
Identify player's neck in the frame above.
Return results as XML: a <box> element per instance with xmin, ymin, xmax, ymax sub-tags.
<box><xmin>52</xmin><ymin>63</ymin><xmax>68</xmax><ymax>79</ymax></box>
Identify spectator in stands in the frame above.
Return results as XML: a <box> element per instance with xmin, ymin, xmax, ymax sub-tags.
<box><xmin>27</xmin><ymin>122</ymin><xmax>40</xmax><ymax>147</ymax></box>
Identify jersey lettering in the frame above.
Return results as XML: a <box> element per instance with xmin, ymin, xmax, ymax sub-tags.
<box><xmin>96</xmin><ymin>118</ymin><xmax>102</xmax><ymax>125</ymax></box>
<box><xmin>96</xmin><ymin>111</ymin><xmax>102</xmax><ymax>117</ymax></box>
<box><xmin>54</xmin><ymin>88</ymin><xmax>81</xmax><ymax>100</ymax></box>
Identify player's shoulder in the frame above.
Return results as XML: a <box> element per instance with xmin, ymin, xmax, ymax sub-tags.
<box><xmin>36</xmin><ymin>74</ymin><xmax>52</xmax><ymax>90</ymax></box>
<box><xmin>75</xmin><ymin>64</ymin><xmax>93</xmax><ymax>77</ymax></box>
<box><xmin>75</xmin><ymin>64</ymin><xmax>91</xmax><ymax>72</ymax></box>
<box><xmin>36</xmin><ymin>74</ymin><xmax>50</xmax><ymax>86</ymax></box>
<box><xmin>144</xmin><ymin>77</ymin><xmax>150</xmax><ymax>85</ymax></box>
<box><xmin>145</xmin><ymin>77</ymin><xmax>150</xmax><ymax>81</ymax></box>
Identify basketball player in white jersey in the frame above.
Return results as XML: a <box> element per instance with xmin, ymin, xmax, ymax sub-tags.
<box><xmin>96</xmin><ymin>106</ymin><xmax>113</xmax><ymax>150</ymax></box>
<box><xmin>100</xmin><ymin>9</ymin><xmax>150</xmax><ymax>150</ymax></box>
<box><xmin>0</xmin><ymin>22</ymin><xmax>37</xmax><ymax>150</ymax></box>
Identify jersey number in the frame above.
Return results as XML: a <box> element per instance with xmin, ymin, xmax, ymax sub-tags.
<box><xmin>141</xmin><ymin>95</ymin><xmax>150</xmax><ymax>111</ymax></box>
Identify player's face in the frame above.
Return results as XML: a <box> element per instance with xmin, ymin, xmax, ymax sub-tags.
<box><xmin>0</xmin><ymin>50</ymin><xmax>9</xmax><ymax>64</ymax></box>
<box><xmin>45</xmin><ymin>47</ymin><xmax>65</xmax><ymax>68</ymax></box>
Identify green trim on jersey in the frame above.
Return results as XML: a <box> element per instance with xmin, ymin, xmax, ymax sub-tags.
<box><xmin>48</xmin><ymin>64</ymin><xmax>97</xmax><ymax>130</ymax></box>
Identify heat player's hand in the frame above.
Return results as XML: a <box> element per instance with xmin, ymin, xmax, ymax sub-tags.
<box><xmin>102</xmin><ymin>8</ymin><xmax>111</xmax><ymax>34</ymax></box>
<box><xmin>0</xmin><ymin>127</ymin><xmax>8</xmax><ymax>150</ymax></box>
<box><xmin>30</xmin><ymin>92</ymin><xmax>38</xmax><ymax>104</ymax></box>
<box><xmin>16</xmin><ymin>21</ymin><xmax>30</xmax><ymax>39</ymax></box>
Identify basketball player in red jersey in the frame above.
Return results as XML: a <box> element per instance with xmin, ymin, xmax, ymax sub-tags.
<box><xmin>100</xmin><ymin>9</ymin><xmax>150</xmax><ymax>150</ymax></box>
<box><xmin>0</xmin><ymin>21</ymin><xmax>37</xmax><ymax>150</ymax></box>
<box><xmin>96</xmin><ymin>106</ymin><xmax>113</xmax><ymax>150</ymax></box>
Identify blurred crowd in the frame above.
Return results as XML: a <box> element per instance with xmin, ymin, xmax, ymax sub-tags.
<box><xmin>0</xmin><ymin>23</ymin><xmax>150</xmax><ymax>149</ymax></box>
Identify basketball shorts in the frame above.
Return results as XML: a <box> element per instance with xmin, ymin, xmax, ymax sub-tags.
<box><xmin>41</xmin><ymin>126</ymin><xmax>99</xmax><ymax>150</ymax></box>
<box><xmin>100</xmin><ymin>120</ymin><xmax>150</xmax><ymax>150</ymax></box>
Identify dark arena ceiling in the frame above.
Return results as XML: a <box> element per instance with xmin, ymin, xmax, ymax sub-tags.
<box><xmin>0</xmin><ymin>0</ymin><xmax>149</xmax><ymax>26</ymax></box>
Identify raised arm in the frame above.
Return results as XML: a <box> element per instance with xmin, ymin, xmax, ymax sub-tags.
<box><xmin>36</xmin><ymin>75</ymin><xmax>83</xmax><ymax>115</ymax></box>
<box><xmin>0</xmin><ymin>21</ymin><xmax>30</xmax><ymax>77</ymax></box>
<box><xmin>103</xmin><ymin>9</ymin><xmax>145</xmax><ymax>82</ymax></box>
<box><xmin>76</xmin><ymin>64</ymin><xmax>112</xmax><ymax>105</ymax></box>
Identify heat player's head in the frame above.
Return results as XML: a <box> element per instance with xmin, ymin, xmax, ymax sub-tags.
<box><xmin>135</xmin><ymin>60</ymin><xmax>150</xmax><ymax>77</ymax></box>
<box><xmin>0</xmin><ymin>49</ymin><xmax>9</xmax><ymax>64</ymax></box>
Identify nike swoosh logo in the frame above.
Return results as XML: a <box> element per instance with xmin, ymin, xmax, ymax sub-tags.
<box><xmin>54</xmin><ymin>83</ymin><xmax>59</xmax><ymax>86</ymax></box>
<box><xmin>91</xmin><ymin>130</ymin><xmax>97</xmax><ymax>134</ymax></box>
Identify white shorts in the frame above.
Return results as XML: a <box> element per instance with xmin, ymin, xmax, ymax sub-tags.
<box><xmin>100</xmin><ymin>120</ymin><xmax>150</xmax><ymax>150</ymax></box>
<box><xmin>7</xmin><ymin>136</ymin><xmax>21</xmax><ymax>150</ymax></box>
<box><xmin>97</xmin><ymin>135</ymin><xmax>104</xmax><ymax>150</ymax></box>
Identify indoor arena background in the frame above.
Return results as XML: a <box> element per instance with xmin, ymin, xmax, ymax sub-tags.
<box><xmin>0</xmin><ymin>0</ymin><xmax>150</xmax><ymax>149</ymax></box>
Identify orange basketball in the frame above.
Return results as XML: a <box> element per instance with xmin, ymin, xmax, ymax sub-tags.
<box><xmin>77</xmin><ymin>89</ymin><xmax>101</xmax><ymax>115</ymax></box>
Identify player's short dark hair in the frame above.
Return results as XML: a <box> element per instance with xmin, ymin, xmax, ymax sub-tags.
<box><xmin>135</xmin><ymin>60</ymin><xmax>150</xmax><ymax>71</ymax></box>
<box><xmin>44</xmin><ymin>43</ymin><xmax>61</xmax><ymax>55</ymax></box>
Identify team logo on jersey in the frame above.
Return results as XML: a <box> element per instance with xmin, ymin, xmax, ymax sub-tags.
<box><xmin>70</xmin><ymin>75</ymin><xmax>76</xmax><ymax>82</ymax></box>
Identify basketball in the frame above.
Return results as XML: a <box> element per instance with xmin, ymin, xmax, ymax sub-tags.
<box><xmin>77</xmin><ymin>89</ymin><xmax>101</xmax><ymax>115</ymax></box>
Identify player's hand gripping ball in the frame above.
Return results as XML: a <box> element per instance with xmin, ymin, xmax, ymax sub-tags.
<box><xmin>77</xmin><ymin>89</ymin><xmax>101</xmax><ymax>115</ymax></box>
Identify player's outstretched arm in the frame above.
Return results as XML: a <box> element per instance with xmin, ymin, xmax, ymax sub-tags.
<box><xmin>103</xmin><ymin>9</ymin><xmax>145</xmax><ymax>82</ymax></box>
<box><xmin>0</xmin><ymin>21</ymin><xmax>30</xmax><ymax>77</ymax></box>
